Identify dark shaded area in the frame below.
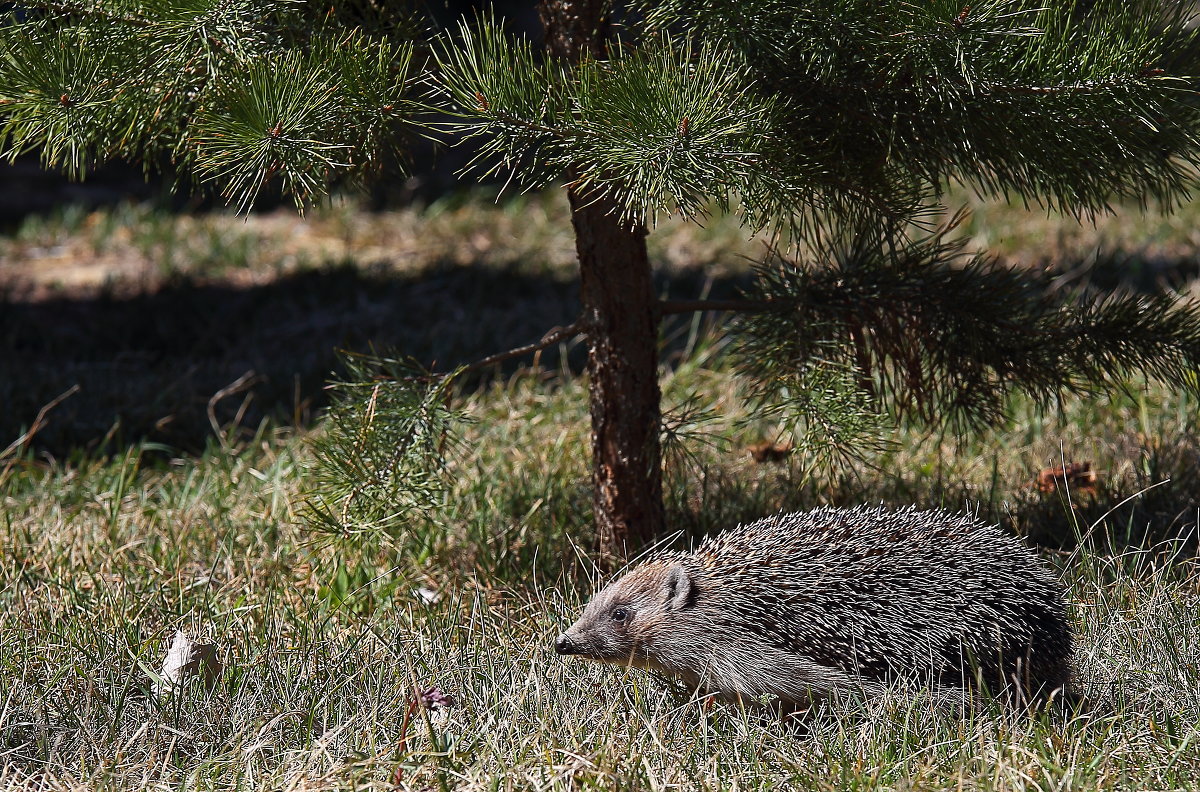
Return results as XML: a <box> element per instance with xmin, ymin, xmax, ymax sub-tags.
<box><xmin>1055</xmin><ymin>248</ymin><xmax>1200</xmax><ymax>295</ymax></box>
<box><xmin>0</xmin><ymin>256</ymin><xmax>751</xmax><ymax>456</ymax></box>
<box><xmin>0</xmin><ymin>158</ymin><xmax>175</xmax><ymax>226</ymax></box>
<box><xmin>0</xmin><ymin>144</ymin><xmax>439</xmax><ymax>224</ymax></box>
<box><xmin>2</xmin><ymin>262</ymin><xmax>575</xmax><ymax>455</ymax></box>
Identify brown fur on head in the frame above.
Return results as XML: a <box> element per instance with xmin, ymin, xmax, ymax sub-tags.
<box><xmin>555</xmin><ymin>561</ymin><xmax>695</xmax><ymax>668</ymax></box>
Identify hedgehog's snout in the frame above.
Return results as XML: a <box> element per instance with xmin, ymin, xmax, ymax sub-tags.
<box><xmin>555</xmin><ymin>633</ymin><xmax>580</xmax><ymax>655</ymax></box>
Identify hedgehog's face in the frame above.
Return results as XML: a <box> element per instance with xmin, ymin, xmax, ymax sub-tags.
<box><xmin>555</xmin><ymin>562</ymin><xmax>695</xmax><ymax>669</ymax></box>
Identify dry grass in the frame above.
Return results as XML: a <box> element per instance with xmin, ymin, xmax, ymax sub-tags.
<box><xmin>3</xmin><ymin>190</ymin><xmax>1200</xmax><ymax>789</ymax></box>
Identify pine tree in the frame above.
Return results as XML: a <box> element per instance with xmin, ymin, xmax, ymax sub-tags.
<box><xmin>6</xmin><ymin>1</ymin><xmax>1200</xmax><ymax>561</ymax></box>
<box><xmin>432</xmin><ymin>0</ymin><xmax>1200</xmax><ymax>558</ymax></box>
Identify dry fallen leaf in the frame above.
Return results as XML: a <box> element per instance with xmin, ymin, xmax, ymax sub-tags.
<box><xmin>1034</xmin><ymin>462</ymin><xmax>1098</xmax><ymax>494</ymax></box>
<box><xmin>415</xmin><ymin>586</ymin><xmax>442</xmax><ymax>605</ymax></box>
<box><xmin>156</xmin><ymin>630</ymin><xmax>222</xmax><ymax>695</ymax></box>
<box><xmin>748</xmin><ymin>440</ymin><xmax>794</xmax><ymax>464</ymax></box>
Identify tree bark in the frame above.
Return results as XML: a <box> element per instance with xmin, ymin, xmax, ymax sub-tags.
<box><xmin>539</xmin><ymin>0</ymin><xmax>666</xmax><ymax>560</ymax></box>
<box><xmin>570</xmin><ymin>191</ymin><xmax>664</xmax><ymax>560</ymax></box>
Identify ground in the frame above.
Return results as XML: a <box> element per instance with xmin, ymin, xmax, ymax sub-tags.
<box><xmin>2</xmin><ymin>190</ymin><xmax>1199</xmax><ymax>790</ymax></box>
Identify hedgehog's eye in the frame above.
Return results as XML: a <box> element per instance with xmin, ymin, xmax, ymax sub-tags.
<box><xmin>611</xmin><ymin>607</ymin><xmax>629</xmax><ymax>623</ymax></box>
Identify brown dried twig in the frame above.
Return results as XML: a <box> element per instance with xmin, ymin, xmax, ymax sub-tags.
<box><xmin>0</xmin><ymin>384</ymin><xmax>81</xmax><ymax>486</ymax></box>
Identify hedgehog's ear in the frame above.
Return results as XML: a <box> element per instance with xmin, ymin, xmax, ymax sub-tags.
<box><xmin>663</xmin><ymin>564</ymin><xmax>694</xmax><ymax>611</ymax></box>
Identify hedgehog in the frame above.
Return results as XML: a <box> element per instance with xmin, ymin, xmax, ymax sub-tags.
<box><xmin>555</xmin><ymin>505</ymin><xmax>1072</xmax><ymax>709</ymax></box>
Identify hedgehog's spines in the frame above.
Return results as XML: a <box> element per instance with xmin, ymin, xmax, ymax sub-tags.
<box><xmin>557</xmin><ymin>506</ymin><xmax>1073</xmax><ymax>709</ymax></box>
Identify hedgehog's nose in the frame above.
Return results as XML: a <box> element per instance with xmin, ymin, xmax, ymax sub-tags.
<box><xmin>555</xmin><ymin>634</ymin><xmax>579</xmax><ymax>655</ymax></box>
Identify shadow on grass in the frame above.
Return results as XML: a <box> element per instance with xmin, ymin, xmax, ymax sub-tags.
<box><xmin>2</xmin><ymin>257</ymin><xmax>752</xmax><ymax>457</ymax></box>
<box><xmin>5</xmin><ymin>238</ymin><xmax>1198</xmax><ymax>565</ymax></box>
<box><xmin>2</xmin><ymin>261</ymin><xmax>576</xmax><ymax>455</ymax></box>
<box><xmin>1055</xmin><ymin>248</ymin><xmax>1200</xmax><ymax>295</ymax></box>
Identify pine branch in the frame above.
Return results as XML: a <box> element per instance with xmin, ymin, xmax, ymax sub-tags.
<box><xmin>17</xmin><ymin>1</ymin><xmax>155</xmax><ymax>28</ymax></box>
<box><xmin>305</xmin><ymin>353</ymin><xmax>462</xmax><ymax>544</ymax></box>
<box><xmin>433</xmin><ymin>17</ymin><xmax>805</xmax><ymax>228</ymax></box>
<box><xmin>302</xmin><ymin>316</ymin><xmax>590</xmax><ymax>545</ymax></box>
<box><xmin>637</xmin><ymin>0</ymin><xmax>1200</xmax><ymax>217</ymax></box>
<box><xmin>972</xmin><ymin>77</ymin><xmax>1172</xmax><ymax>96</ymax></box>
<box><xmin>461</xmin><ymin>321</ymin><xmax>584</xmax><ymax>373</ymax></box>
<box><xmin>737</xmin><ymin>215</ymin><xmax>1200</xmax><ymax>437</ymax></box>
<box><xmin>0</xmin><ymin>1</ymin><xmax>419</xmax><ymax>204</ymax></box>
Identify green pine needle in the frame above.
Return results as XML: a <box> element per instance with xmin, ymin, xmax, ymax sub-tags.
<box><xmin>303</xmin><ymin>352</ymin><xmax>464</xmax><ymax>547</ymax></box>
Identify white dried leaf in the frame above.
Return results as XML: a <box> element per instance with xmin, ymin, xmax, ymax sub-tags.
<box><xmin>156</xmin><ymin>630</ymin><xmax>221</xmax><ymax>695</ymax></box>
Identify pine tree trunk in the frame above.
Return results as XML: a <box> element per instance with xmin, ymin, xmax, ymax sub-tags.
<box><xmin>539</xmin><ymin>0</ymin><xmax>666</xmax><ymax>560</ymax></box>
<box><xmin>570</xmin><ymin>191</ymin><xmax>664</xmax><ymax>559</ymax></box>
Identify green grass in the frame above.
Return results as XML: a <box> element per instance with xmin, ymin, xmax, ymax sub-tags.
<box><xmin>3</xmin><ymin>411</ymin><xmax>1200</xmax><ymax>790</ymax></box>
<box><xmin>3</xmin><ymin>191</ymin><xmax>1200</xmax><ymax>789</ymax></box>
